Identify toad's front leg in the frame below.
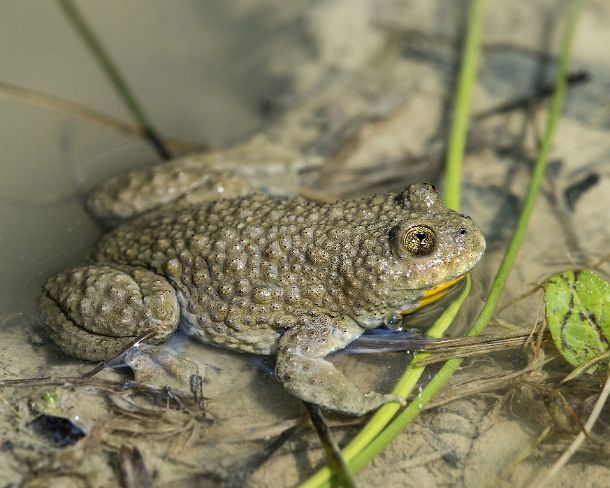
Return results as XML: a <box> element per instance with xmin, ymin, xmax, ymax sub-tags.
<box><xmin>275</xmin><ymin>317</ymin><xmax>404</xmax><ymax>416</ymax></box>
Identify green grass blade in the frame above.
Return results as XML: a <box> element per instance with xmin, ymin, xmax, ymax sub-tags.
<box><xmin>443</xmin><ymin>0</ymin><xmax>486</xmax><ymax>210</ymax></box>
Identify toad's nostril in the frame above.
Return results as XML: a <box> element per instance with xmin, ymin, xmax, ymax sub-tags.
<box><xmin>459</xmin><ymin>228</ymin><xmax>467</xmax><ymax>235</ymax></box>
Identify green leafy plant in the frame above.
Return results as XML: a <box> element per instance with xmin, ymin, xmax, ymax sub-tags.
<box><xmin>546</xmin><ymin>269</ymin><xmax>610</xmax><ymax>376</ymax></box>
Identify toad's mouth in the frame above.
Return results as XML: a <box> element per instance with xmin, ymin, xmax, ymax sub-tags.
<box><xmin>399</xmin><ymin>275</ymin><xmax>465</xmax><ymax>315</ymax></box>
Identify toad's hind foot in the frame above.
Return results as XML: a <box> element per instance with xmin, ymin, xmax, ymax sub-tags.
<box><xmin>40</xmin><ymin>265</ymin><xmax>180</xmax><ymax>361</ymax></box>
<box><xmin>275</xmin><ymin>319</ymin><xmax>405</xmax><ymax>416</ymax></box>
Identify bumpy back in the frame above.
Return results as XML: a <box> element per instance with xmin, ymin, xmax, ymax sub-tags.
<box><xmin>94</xmin><ymin>193</ymin><xmax>409</xmax><ymax>334</ymax></box>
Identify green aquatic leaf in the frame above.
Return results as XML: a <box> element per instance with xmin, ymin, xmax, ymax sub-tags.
<box><xmin>546</xmin><ymin>270</ymin><xmax>610</xmax><ymax>372</ymax></box>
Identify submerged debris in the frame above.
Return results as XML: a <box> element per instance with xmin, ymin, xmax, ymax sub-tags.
<box><xmin>117</xmin><ymin>445</ymin><xmax>153</xmax><ymax>488</ymax></box>
<box><xmin>564</xmin><ymin>172</ymin><xmax>599</xmax><ymax>210</ymax></box>
<box><xmin>28</xmin><ymin>413</ymin><xmax>85</xmax><ymax>448</ymax></box>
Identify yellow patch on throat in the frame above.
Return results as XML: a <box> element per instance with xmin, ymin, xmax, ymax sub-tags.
<box><xmin>399</xmin><ymin>275</ymin><xmax>465</xmax><ymax>315</ymax></box>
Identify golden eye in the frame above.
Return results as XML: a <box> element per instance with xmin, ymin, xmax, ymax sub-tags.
<box><xmin>401</xmin><ymin>225</ymin><xmax>435</xmax><ymax>256</ymax></box>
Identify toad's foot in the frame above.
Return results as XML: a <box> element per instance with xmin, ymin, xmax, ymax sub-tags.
<box><xmin>40</xmin><ymin>265</ymin><xmax>180</xmax><ymax>361</ymax></box>
<box><xmin>122</xmin><ymin>345</ymin><xmax>200</xmax><ymax>389</ymax></box>
<box><xmin>275</xmin><ymin>317</ymin><xmax>405</xmax><ymax>416</ymax></box>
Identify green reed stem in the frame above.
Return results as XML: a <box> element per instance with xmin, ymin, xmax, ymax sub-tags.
<box><xmin>443</xmin><ymin>0</ymin><xmax>486</xmax><ymax>211</ymax></box>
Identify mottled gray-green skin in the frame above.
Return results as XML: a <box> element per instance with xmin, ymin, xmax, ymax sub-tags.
<box><xmin>40</xmin><ymin>152</ymin><xmax>485</xmax><ymax>415</ymax></box>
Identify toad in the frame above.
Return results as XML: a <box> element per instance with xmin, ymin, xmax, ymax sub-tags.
<box><xmin>40</xmin><ymin>143</ymin><xmax>485</xmax><ymax>415</ymax></box>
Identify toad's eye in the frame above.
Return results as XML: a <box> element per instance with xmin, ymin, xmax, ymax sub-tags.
<box><xmin>401</xmin><ymin>225</ymin><xmax>435</xmax><ymax>256</ymax></box>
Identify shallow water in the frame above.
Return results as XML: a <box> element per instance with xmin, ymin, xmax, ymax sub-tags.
<box><xmin>1</xmin><ymin>1</ymin><xmax>610</xmax><ymax>487</ymax></box>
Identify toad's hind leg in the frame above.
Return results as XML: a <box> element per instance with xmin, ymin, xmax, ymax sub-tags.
<box><xmin>39</xmin><ymin>265</ymin><xmax>180</xmax><ymax>361</ymax></box>
<box><xmin>275</xmin><ymin>318</ymin><xmax>404</xmax><ymax>416</ymax></box>
<box><xmin>86</xmin><ymin>164</ymin><xmax>254</xmax><ymax>223</ymax></box>
<box><xmin>86</xmin><ymin>136</ymin><xmax>312</xmax><ymax>223</ymax></box>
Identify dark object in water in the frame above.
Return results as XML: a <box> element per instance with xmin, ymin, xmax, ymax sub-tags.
<box><xmin>564</xmin><ymin>172</ymin><xmax>600</xmax><ymax>210</ymax></box>
<box><xmin>475</xmin><ymin>70</ymin><xmax>590</xmax><ymax>120</ymax></box>
<box><xmin>0</xmin><ymin>440</ymin><xmax>15</xmax><ymax>451</ymax></box>
<box><xmin>28</xmin><ymin>413</ymin><xmax>85</xmax><ymax>448</ymax></box>
<box><xmin>118</xmin><ymin>445</ymin><xmax>153</xmax><ymax>488</ymax></box>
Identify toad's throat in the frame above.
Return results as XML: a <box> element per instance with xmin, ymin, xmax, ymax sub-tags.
<box><xmin>399</xmin><ymin>275</ymin><xmax>465</xmax><ymax>315</ymax></box>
